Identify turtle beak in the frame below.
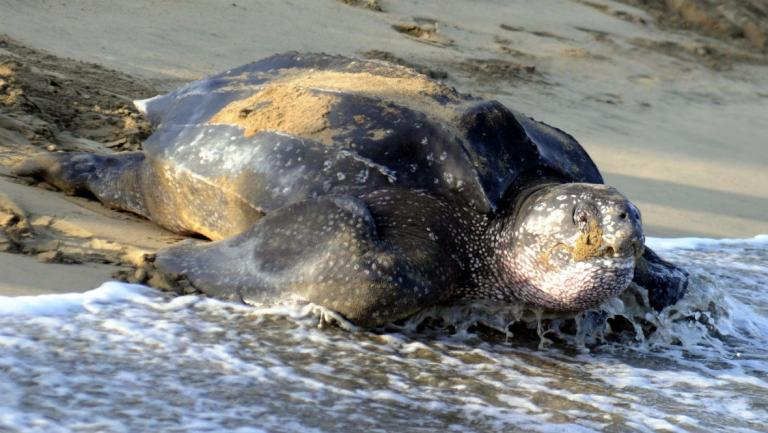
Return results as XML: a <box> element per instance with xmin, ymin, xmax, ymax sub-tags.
<box><xmin>603</xmin><ymin>234</ymin><xmax>645</xmax><ymax>259</ymax></box>
<box><xmin>602</xmin><ymin>205</ymin><xmax>644</xmax><ymax>260</ymax></box>
<box><xmin>574</xmin><ymin>198</ymin><xmax>644</xmax><ymax>260</ymax></box>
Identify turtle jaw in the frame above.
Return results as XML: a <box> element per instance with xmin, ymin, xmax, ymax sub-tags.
<box><xmin>506</xmin><ymin>251</ymin><xmax>636</xmax><ymax>312</ymax></box>
<box><xmin>491</xmin><ymin>234</ymin><xmax>638</xmax><ymax>311</ymax></box>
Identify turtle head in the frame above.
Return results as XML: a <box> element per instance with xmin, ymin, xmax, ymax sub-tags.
<box><xmin>493</xmin><ymin>182</ymin><xmax>644</xmax><ymax>311</ymax></box>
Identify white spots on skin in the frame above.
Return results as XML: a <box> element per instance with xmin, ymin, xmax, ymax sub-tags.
<box><xmin>337</xmin><ymin>150</ymin><xmax>397</xmax><ymax>183</ymax></box>
<box><xmin>355</xmin><ymin>169</ymin><xmax>369</xmax><ymax>184</ymax></box>
<box><xmin>522</xmin><ymin>209</ymin><xmax>566</xmax><ymax>236</ymax></box>
<box><xmin>492</xmin><ymin>237</ymin><xmax>635</xmax><ymax>309</ymax></box>
<box><xmin>194</xmin><ymin>130</ymin><xmax>263</xmax><ymax>172</ymax></box>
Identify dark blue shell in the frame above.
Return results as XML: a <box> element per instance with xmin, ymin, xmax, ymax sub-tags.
<box><xmin>140</xmin><ymin>52</ymin><xmax>602</xmax><ymax>215</ymax></box>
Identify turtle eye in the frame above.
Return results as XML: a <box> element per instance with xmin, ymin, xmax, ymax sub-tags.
<box><xmin>572</xmin><ymin>202</ymin><xmax>597</xmax><ymax>232</ymax></box>
<box><xmin>573</xmin><ymin>209</ymin><xmax>589</xmax><ymax>230</ymax></box>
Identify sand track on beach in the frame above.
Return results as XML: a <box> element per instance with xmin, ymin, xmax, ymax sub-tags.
<box><xmin>0</xmin><ymin>36</ymin><xmax>181</xmax><ymax>290</ymax></box>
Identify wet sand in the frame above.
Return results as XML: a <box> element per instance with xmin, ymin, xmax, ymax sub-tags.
<box><xmin>0</xmin><ymin>252</ymin><xmax>115</xmax><ymax>296</ymax></box>
<box><xmin>0</xmin><ymin>0</ymin><xmax>766</xmax><ymax>294</ymax></box>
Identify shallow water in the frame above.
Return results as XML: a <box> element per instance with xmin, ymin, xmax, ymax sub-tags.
<box><xmin>1</xmin><ymin>237</ymin><xmax>767</xmax><ymax>433</ymax></box>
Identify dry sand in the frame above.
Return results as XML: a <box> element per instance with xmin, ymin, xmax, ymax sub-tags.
<box><xmin>0</xmin><ymin>0</ymin><xmax>766</xmax><ymax>295</ymax></box>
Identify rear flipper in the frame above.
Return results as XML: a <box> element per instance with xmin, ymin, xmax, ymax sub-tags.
<box><xmin>633</xmin><ymin>247</ymin><xmax>689</xmax><ymax>310</ymax></box>
<box><xmin>146</xmin><ymin>195</ymin><xmax>446</xmax><ymax>327</ymax></box>
<box><xmin>14</xmin><ymin>151</ymin><xmax>149</xmax><ymax>217</ymax></box>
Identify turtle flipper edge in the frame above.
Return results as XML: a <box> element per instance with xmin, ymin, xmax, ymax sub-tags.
<box><xmin>14</xmin><ymin>151</ymin><xmax>150</xmax><ymax>218</ymax></box>
<box><xmin>150</xmin><ymin>195</ymin><xmax>442</xmax><ymax>327</ymax></box>
<box><xmin>633</xmin><ymin>247</ymin><xmax>689</xmax><ymax>311</ymax></box>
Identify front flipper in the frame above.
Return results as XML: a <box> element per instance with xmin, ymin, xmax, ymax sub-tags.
<box><xmin>150</xmin><ymin>195</ymin><xmax>447</xmax><ymax>327</ymax></box>
<box><xmin>14</xmin><ymin>151</ymin><xmax>150</xmax><ymax>217</ymax></box>
<box><xmin>633</xmin><ymin>247</ymin><xmax>688</xmax><ymax>310</ymax></box>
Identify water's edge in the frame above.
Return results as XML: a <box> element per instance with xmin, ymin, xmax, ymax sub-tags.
<box><xmin>1</xmin><ymin>236</ymin><xmax>766</xmax><ymax>433</ymax></box>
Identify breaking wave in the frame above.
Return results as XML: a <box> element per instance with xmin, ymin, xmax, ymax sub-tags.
<box><xmin>0</xmin><ymin>236</ymin><xmax>766</xmax><ymax>432</ymax></box>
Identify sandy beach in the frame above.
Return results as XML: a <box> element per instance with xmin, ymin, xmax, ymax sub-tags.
<box><xmin>0</xmin><ymin>0</ymin><xmax>766</xmax><ymax>295</ymax></box>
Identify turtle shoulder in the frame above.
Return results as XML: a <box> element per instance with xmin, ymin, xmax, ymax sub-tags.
<box><xmin>452</xmin><ymin>100</ymin><xmax>604</xmax><ymax>213</ymax></box>
<box><xmin>513</xmin><ymin>113</ymin><xmax>603</xmax><ymax>184</ymax></box>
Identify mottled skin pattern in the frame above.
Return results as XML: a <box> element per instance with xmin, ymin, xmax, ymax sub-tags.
<box><xmin>471</xmin><ymin>183</ymin><xmax>643</xmax><ymax>310</ymax></box>
<box><xmin>16</xmin><ymin>53</ymin><xmax>688</xmax><ymax>327</ymax></box>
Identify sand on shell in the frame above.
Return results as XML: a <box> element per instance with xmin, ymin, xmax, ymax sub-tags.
<box><xmin>0</xmin><ymin>0</ymin><xmax>766</xmax><ymax>295</ymax></box>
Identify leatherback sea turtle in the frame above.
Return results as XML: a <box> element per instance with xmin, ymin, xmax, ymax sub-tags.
<box><xmin>17</xmin><ymin>53</ymin><xmax>687</xmax><ymax>326</ymax></box>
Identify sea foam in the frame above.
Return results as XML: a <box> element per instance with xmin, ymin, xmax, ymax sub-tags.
<box><xmin>0</xmin><ymin>236</ymin><xmax>766</xmax><ymax>433</ymax></box>
<box><xmin>0</xmin><ymin>281</ymin><xmax>153</xmax><ymax>316</ymax></box>
<box><xmin>646</xmin><ymin>234</ymin><xmax>768</xmax><ymax>251</ymax></box>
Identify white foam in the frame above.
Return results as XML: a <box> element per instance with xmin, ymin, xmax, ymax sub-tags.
<box><xmin>0</xmin><ymin>281</ymin><xmax>153</xmax><ymax>316</ymax></box>
<box><xmin>0</xmin><ymin>238</ymin><xmax>766</xmax><ymax>433</ymax></box>
<box><xmin>646</xmin><ymin>234</ymin><xmax>768</xmax><ymax>251</ymax></box>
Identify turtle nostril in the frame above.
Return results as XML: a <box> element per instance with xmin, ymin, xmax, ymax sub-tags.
<box><xmin>619</xmin><ymin>212</ymin><xmax>627</xmax><ymax>220</ymax></box>
<box><xmin>604</xmin><ymin>246</ymin><xmax>616</xmax><ymax>257</ymax></box>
